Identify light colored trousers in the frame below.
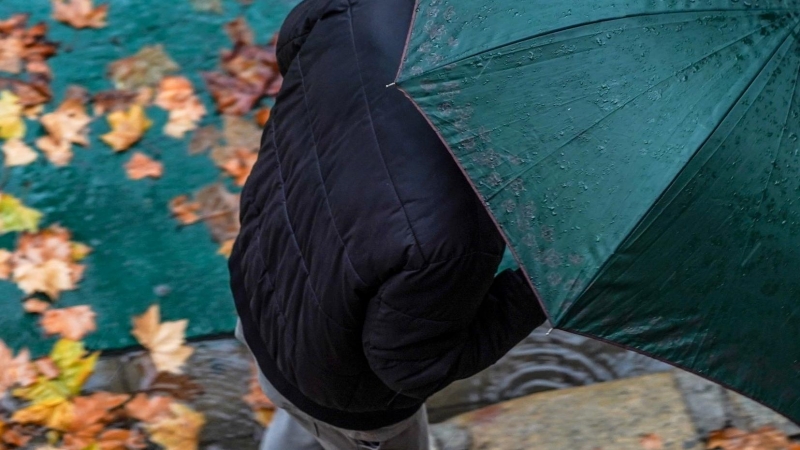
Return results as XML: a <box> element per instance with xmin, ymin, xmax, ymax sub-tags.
<box><xmin>236</xmin><ymin>321</ymin><xmax>431</xmax><ymax>450</ymax></box>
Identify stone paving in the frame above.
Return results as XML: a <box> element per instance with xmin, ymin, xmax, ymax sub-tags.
<box><xmin>81</xmin><ymin>337</ymin><xmax>798</xmax><ymax>449</ymax></box>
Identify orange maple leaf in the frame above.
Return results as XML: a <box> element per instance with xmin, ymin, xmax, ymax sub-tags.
<box><xmin>131</xmin><ymin>305</ymin><xmax>193</xmax><ymax>374</ymax></box>
<box><xmin>124</xmin><ymin>393</ymin><xmax>173</xmax><ymax>424</ymax></box>
<box><xmin>124</xmin><ymin>152</ymin><xmax>163</xmax><ymax>180</ymax></box>
<box><xmin>40</xmin><ymin>305</ymin><xmax>97</xmax><ymax>340</ymax></box>
<box><xmin>0</xmin><ymin>340</ymin><xmax>36</xmax><ymax>396</ymax></box>
<box><xmin>52</xmin><ymin>0</ymin><xmax>109</xmax><ymax>29</ymax></box>
<box><xmin>706</xmin><ymin>426</ymin><xmax>798</xmax><ymax>450</ymax></box>
<box><xmin>169</xmin><ymin>196</ymin><xmax>202</xmax><ymax>225</ymax></box>
<box><xmin>218</xmin><ymin>148</ymin><xmax>257</xmax><ymax>186</ymax></box>
<box><xmin>254</xmin><ymin>107</ymin><xmax>271</xmax><ymax>127</ymax></box>
<box><xmin>154</xmin><ymin>76</ymin><xmax>206</xmax><ymax>138</ymax></box>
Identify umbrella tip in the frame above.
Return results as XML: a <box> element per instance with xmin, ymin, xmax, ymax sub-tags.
<box><xmin>386</xmin><ymin>82</ymin><xmax>396</xmax><ymax>88</ymax></box>
<box><xmin>546</xmin><ymin>328</ymin><xmax>553</xmax><ymax>336</ymax></box>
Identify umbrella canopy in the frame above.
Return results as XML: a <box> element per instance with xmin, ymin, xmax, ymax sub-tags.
<box><xmin>396</xmin><ymin>1</ymin><xmax>800</xmax><ymax>423</ymax></box>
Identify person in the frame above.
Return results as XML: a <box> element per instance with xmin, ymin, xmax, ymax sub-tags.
<box><xmin>229</xmin><ymin>0</ymin><xmax>547</xmax><ymax>448</ymax></box>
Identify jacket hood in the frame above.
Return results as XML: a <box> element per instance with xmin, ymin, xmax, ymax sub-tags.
<box><xmin>276</xmin><ymin>0</ymin><xmax>349</xmax><ymax>75</ymax></box>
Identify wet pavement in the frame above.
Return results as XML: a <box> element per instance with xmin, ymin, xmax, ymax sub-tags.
<box><xmin>78</xmin><ymin>334</ymin><xmax>797</xmax><ymax>449</ymax></box>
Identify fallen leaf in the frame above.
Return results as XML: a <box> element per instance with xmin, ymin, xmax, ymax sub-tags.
<box><xmin>145</xmin><ymin>372</ymin><xmax>204</xmax><ymax>401</ymax></box>
<box><xmin>35</xmin><ymin>357</ymin><xmax>60</xmax><ymax>379</ymax></box>
<box><xmin>706</xmin><ymin>426</ymin><xmax>797</xmax><ymax>450</ymax></box>
<box><xmin>52</xmin><ymin>0</ymin><xmax>109</xmax><ymax>29</ymax></box>
<box><xmin>217</xmin><ymin>239</ymin><xmax>234</xmax><ymax>258</ymax></box>
<box><xmin>124</xmin><ymin>152</ymin><xmax>162</xmax><ymax>180</ymax></box>
<box><xmin>0</xmin><ymin>90</ymin><xmax>25</xmax><ymax>139</ymax></box>
<box><xmin>0</xmin><ymin>77</ymin><xmax>52</xmax><ymax>108</ymax></box>
<box><xmin>61</xmin><ymin>392</ymin><xmax>130</xmax><ymax>450</ymax></box>
<box><xmin>190</xmin><ymin>0</ymin><xmax>223</xmax><ymax>13</ymax></box>
<box><xmin>11</xmin><ymin>397</ymin><xmax>72</xmax><ymax>430</ymax></box>
<box><xmin>202</xmin><ymin>72</ymin><xmax>261</xmax><ymax>116</ymax></box>
<box><xmin>23</xmin><ymin>298</ymin><xmax>51</xmax><ymax>313</ymax></box>
<box><xmin>131</xmin><ymin>305</ymin><xmax>194</xmax><ymax>374</ymax></box>
<box><xmin>97</xmin><ymin>429</ymin><xmax>146</xmax><ymax>450</ymax></box>
<box><xmin>124</xmin><ymin>393</ymin><xmax>173</xmax><ymax>423</ymax></box>
<box><xmin>108</xmin><ymin>45</ymin><xmax>179</xmax><ymax>90</ymax></box>
<box><xmin>41</xmin><ymin>305</ymin><xmax>97</xmax><ymax>340</ymax></box>
<box><xmin>222</xmin><ymin>114</ymin><xmax>261</xmax><ymax>151</ymax></box>
<box><xmin>0</xmin><ymin>340</ymin><xmax>36</xmax><ymax>396</ymax></box>
<box><xmin>254</xmin><ymin>107</ymin><xmax>270</xmax><ymax>126</ymax></box>
<box><xmin>640</xmin><ymin>434</ymin><xmax>663</xmax><ymax>450</ymax></box>
<box><xmin>100</xmin><ymin>105</ymin><xmax>152</xmax><ymax>151</ymax></box>
<box><xmin>169</xmin><ymin>196</ymin><xmax>201</xmax><ymax>225</ymax></box>
<box><xmin>0</xmin><ymin>193</ymin><xmax>42</xmax><ymax>234</ymax></box>
<box><xmin>70</xmin><ymin>242</ymin><xmax>92</xmax><ymax>261</ymax></box>
<box><xmin>0</xmin><ymin>36</ymin><xmax>24</xmax><ymax>74</ymax></box>
<box><xmin>2</xmin><ymin>138</ymin><xmax>37</xmax><ymax>166</ymax></box>
<box><xmin>0</xmin><ymin>249</ymin><xmax>10</xmax><ymax>278</ymax></box>
<box><xmin>36</xmin><ymin>135</ymin><xmax>72</xmax><ymax>166</ymax></box>
<box><xmin>154</xmin><ymin>76</ymin><xmax>206</xmax><ymax>138</ymax></box>
<box><xmin>144</xmin><ymin>403</ymin><xmax>205</xmax><ymax>450</ymax></box>
<box><xmin>224</xmin><ymin>17</ymin><xmax>254</xmax><ymax>45</ymax></box>
<box><xmin>218</xmin><ymin>148</ymin><xmax>256</xmax><ymax>186</ymax></box>
<box><xmin>40</xmin><ymin>97</ymin><xmax>92</xmax><ymax>146</ymax></box>
<box><xmin>1</xmin><ymin>423</ymin><xmax>32</xmax><ymax>448</ymax></box>
<box><xmin>13</xmin><ymin>259</ymin><xmax>75</xmax><ymax>299</ymax></box>
<box><xmin>92</xmin><ymin>89</ymin><xmax>151</xmax><ymax>116</ymax></box>
<box><xmin>195</xmin><ymin>184</ymin><xmax>240</xmax><ymax>243</ymax></box>
<box><xmin>188</xmin><ymin>125</ymin><xmax>220</xmax><ymax>155</ymax></box>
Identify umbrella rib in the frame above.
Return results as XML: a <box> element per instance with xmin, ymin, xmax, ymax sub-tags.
<box><xmin>399</xmin><ymin>7</ymin><xmax>800</xmax><ymax>84</ymax></box>
<box><xmin>562</xmin><ymin>20</ymin><xmax>800</xmax><ymax>325</ymax></box>
<box><xmin>741</xmin><ymin>24</ymin><xmax>800</xmax><ymax>262</ymax></box>
<box><xmin>481</xmin><ymin>24</ymin><xmax>772</xmax><ymax>203</ymax></box>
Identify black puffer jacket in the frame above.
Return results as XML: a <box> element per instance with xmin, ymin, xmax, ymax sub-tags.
<box><xmin>230</xmin><ymin>0</ymin><xmax>545</xmax><ymax>431</ymax></box>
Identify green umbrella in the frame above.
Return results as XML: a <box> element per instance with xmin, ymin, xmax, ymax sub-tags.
<box><xmin>395</xmin><ymin>1</ymin><xmax>800</xmax><ymax>423</ymax></box>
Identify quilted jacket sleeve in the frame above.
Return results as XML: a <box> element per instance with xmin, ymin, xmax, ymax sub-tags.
<box><xmin>362</xmin><ymin>253</ymin><xmax>546</xmax><ymax>400</ymax></box>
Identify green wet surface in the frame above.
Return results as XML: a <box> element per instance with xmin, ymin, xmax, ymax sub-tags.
<box><xmin>399</xmin><ymin>1</ymin><xmax>800</xmax><ymax>424</ymax></box>
<box><xmin>0</xmin><ymin>0</ymin><xmax>298</xmax><ymax>355</ymax></box>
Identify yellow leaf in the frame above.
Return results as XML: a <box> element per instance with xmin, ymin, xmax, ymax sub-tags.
<box><xmin>2</xmin><ymin>139</ymin><xmax>37</xmax><ymax>166</ymax></box>
<box><xmin>51</xmin><ymin>339</ymin><xmax>99</xmax><ymax>396</ymax></box>
<box><xmin>131</xmin><ymin>305</ymin><xmax>193</xmax><ymax>374</ymax></box>
<box><xmin>0</xmin><ymin>91</ymin><xmax>25</xmax><ymax>140</ymax></box>
<box><xmin>144</xmin><ymin>403</ymin><xmax>205</xmax><ymax>450</ymax></box>
<box><xmin>0</xmin><ymin>193</ymin><xmax>42</xmax><ymax>234</ymax></box>
<box><xmin>11</xmin><ymin>397</ymin><xmax>73</xmax><ymax>430</ymax></box>
<box><xmin>100</xmin><ymin>105</ymin><xmax>152</xmax><ymax>152</ymax></box>
<box><xmin>70</xmin><ymin>242</ymin><xmax>92</xmax><ymax>261</ymax></box>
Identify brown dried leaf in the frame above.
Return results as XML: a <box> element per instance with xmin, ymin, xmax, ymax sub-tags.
<box><xmin>34</xmin><ymin>356</ymin><xmax>60</xmax><ymax>379</ymax></box>
<box><xmin>13</xmin><ymin>259</ymin><xmax>75</xmax><ymax>299</ymax></box>
<box><xmin>145</xmin><ymin>372</ymin><xmax>204</xmax><ymax>401</ymax></box>
<box><xmin>706</xmin><ymin>426</ymin><xmax>796</xmax><ymax>450</ymax></box>
<box><xmin>224</xmin><ymin>17</ymin><xmax>254</xmax><ymax>46</ymax></box>
<box><xmin>52</xmin><ymin>0</ymin><xmax>109</xmax><ymax>29</ymax></box>
<box><xmin>92</xmin><ymin>89</ymin><xmax>139</xmax><ymax>116</ymax></box>
<box><xmin>202</xmin><ymin>71</ymin><xmax>261</xmax><ymax>116</ymax></box>
<box><xmin>0</xmin><ymin>76</ymin><xmax>52</xmax><ymax>107</ymax></box>
<box><xmin>97</xmin><ymin>429</ymin><xmax>146</xmax><ymax>450</ymax></box>
<box><xmin>1</xmin><ymin>423</ymin><xmax>33</xmax><ymax>448</ymax></box>
<box><xmin>219</xmin><ymin>148</ymin><xmax>256</xmax><ymax>186</ymax></box>
<box><xmin>0</xmin><ymin>36</ymin><xmax>24</xmax><ymax>74</ymax></box>
<box><xmin>188</xmin><ymin>125</ymin><xmax>220</xmax><ymax>155</ymax></box>
<box><xmin>36</xmin><ymin>135</ymin><xmax>72</xmax><ymax>166</ymax></box>
<box><xmin>61</xmin><ymin>393</ymin><xmax>130</xmax><ymax>450</ymax></box>
<box><xmin>124</xmin><ymin>152</ymin><xmax>163</xmax><ymax>180</ymax></box>
<box><xmin>222</xmin><ymin>114</ymin><xmax>261</xmax><ymax>150</ymax></box>
<box><xmin>108</xmin><ymin>45</ymin><xmax>179</xmax><ymax>90</ymax></box>
<box><xmin>195</xmin><ymin>183</ymin><xmax>240</xmax><ymax>243</ymax></box>
<box><xmin>40</xmin><ymin>97</ymin><xmax>92</xmax><ymax>146</ymax></box>
<box><xmin>169</xmin><ymin>196</ymin><xmax>201</xmax><ymax>225</ymax></box>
